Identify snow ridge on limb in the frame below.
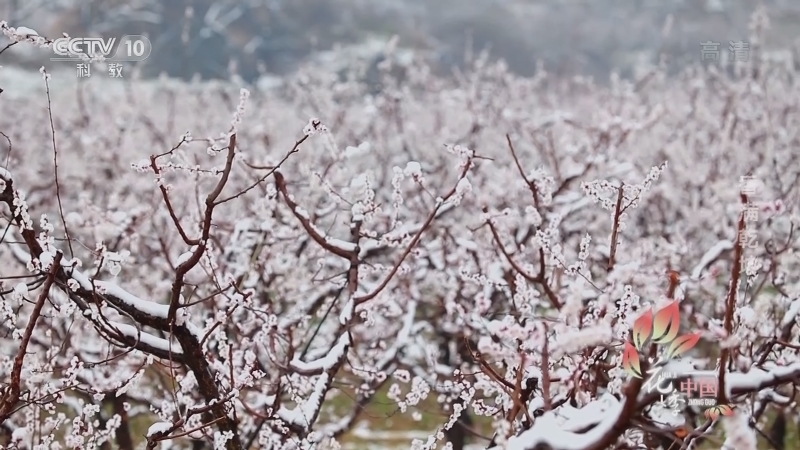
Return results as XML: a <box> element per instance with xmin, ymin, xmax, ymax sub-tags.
<box><xmin>1</xmin><ymin>159</ymin><xmax>243</xmax><ymax>449</ymax></box>
<box><xmin>487</xmin><ymin>361</ymin><xmax>800</xmax><ymax>449</ymax></box>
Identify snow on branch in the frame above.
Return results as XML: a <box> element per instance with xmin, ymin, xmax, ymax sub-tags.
<box><xmin>289</xmin><ymin>332</ymin><xmax>350</xmax><ymax>375</ymax></box>
<box><xmin>499</xmin><ymin>395</ymin><xmax>624</xmax><ymax>450</ymax></box>
<box><xmin>490</xmin><ymin>361</ymin><xmax>800</xmax><ymax>450</ymax></box>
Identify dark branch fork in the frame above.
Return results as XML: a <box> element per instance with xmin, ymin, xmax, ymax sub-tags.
<box><xmin>2</xmin><ymin>144</ymin><xmax>245</xmax><ymax>449</ymax></box>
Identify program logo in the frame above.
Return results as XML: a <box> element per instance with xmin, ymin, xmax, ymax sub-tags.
<box><xmin>621</xmin><ymin>300</ymin><xmax>734</xmax><ymax>420</ymax></box>
<box><xmin>51</xmin><ymin>35</ymin><xmax>151</xmax><ymax>62</ymax></box>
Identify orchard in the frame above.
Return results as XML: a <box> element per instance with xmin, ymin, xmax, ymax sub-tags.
<box><xmin>1</xmin><ymin>10</ymin><xmax>800</xmax><ymax>450</ymax></box>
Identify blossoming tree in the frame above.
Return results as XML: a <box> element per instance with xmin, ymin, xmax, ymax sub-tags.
<box><xmin>1</xmin><ymin>10</ymin><xmax>800</xmax><ymax>450</ymax></box>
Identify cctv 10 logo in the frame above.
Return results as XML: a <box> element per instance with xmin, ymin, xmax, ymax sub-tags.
<box><xmin>52</xmin><ymin>35</ymin><xmax>151</xmax><ymax>62</ymax></box>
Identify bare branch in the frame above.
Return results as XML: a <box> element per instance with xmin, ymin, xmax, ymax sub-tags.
<box><xmin>0</xmin><ymin>252</ymin><xmax>61</xmax><ymax>423</ymax></box>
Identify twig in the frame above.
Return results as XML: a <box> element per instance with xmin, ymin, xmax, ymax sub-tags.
<box><xmin>718</xmin><ymin>193</ymin><xmax>747</xmax><ymax>405</ymax></box>
<box><xmin>0</xmin><ymin>252</ymin><xmax>62</xmax><ymax>423</ymax></box>
<box><xmin>464</xmin><ymin>342</ymin><xmax>515</xmax><ymax>391</ymax></box>
<box><xmin>274</xmin><ymin>172</ymin><xmax>354</xmax><ymax>259</ymax></box>
<box><xmin>1</xmin><ymin>131</ymin><xmax>11</xmax><ymax>171</ymax></box>
<box><xmin>218</xmin><ymin>135</ymin><xmax>308</xmax><ymax>204</ymax></box>
<box><xmin>483</xmin><ymin>212</ymin><xmax>561</xmax><ymax>309</ymax></box>
<box><xmin>345</xmin><ymin>218</ymin><xmax>362</xmax><ymax>326</ymax></box>
<box><xmin>678</xmin><ymin>420</ymin><xmax>713</xmax><ymax>450</ymax></box>
<box><xmin>146</xmin><ymin>393</ymin><xmax>235</xmax><ymax>445</ymax></box>
<box><xmin>666</xmin><ymin>270</ymin><xmax>680</xmax><ymax>298</ymax></box>
<box><xmin>751</xmin><ymin>420</ymin><xmax>784</xmax><ymax>450</ymax></box>
<box><xmin>607</xmin><ymin>184</ymin><xmax>624</xmax><ymax>272</ymax></box>
<box><xmin>542</xmin><ymin>323</ymin><xmax>552</xmax><ymax>412</ymax></box>
<box><xmin>166</xmin><ymin>133</ymin><xmax>237</xmax><ymax>325</ymax></box>
<box><xmin>0</xmin><ymin>42</ymin><xmax>17</xmax><ymax>57</ymax></box>
<box><xmin>354</xmin><ymin>158</ymin><xmax>473</xmax><ymax>305</ymax></box>
<box><xmin>43</xmin><ymin>71</ymin><xmax>74</xmax><ymax>259</ymax></box>
<box><xmin>502</xmin><ymin>135</ymin><xmax>562</xmax><ymax>309</ymax></box>
<box><xmin>464</xmin><ymin>341</ymin><xmax>532</xmax><ymax>432</ymax></box>
<box><xmin>504</xmin><ymin>353</ymin><xmax>534</xmax><ymax>436</ymax></box>
<box><xmin>149</xmin><ymin>138</ymin><xmax>197</xmax><ymax>246</ymax></box>
<box><xmin>506</xmin><ymin>134</ymin><xmax>540</xmax><ymax>210</ymax></box>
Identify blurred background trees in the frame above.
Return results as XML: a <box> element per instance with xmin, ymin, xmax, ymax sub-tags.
<box><xmin>3</xmin><ymin>0</ymin><xmax>800</xmax><ymax>82</ymax></box>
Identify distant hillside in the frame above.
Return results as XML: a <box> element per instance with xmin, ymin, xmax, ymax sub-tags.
<box><xmin>2</xmin><ymin>0</ymin><xmax>800</xmax><ymax>81</ymax></box>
